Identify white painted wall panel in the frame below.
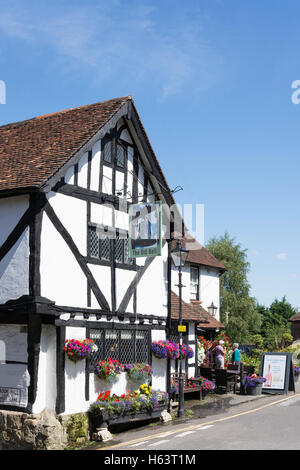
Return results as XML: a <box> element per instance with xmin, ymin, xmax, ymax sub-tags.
<box><xmin>78</xmin><ymin>152</ymin><xmax>89</xmax><ymax>188</ymax></box>
<box><xmin>63</xmin><ymin>327</ymin><xmax>87</xmax><ymax>415</ymax></box>
<box><xmin>0</xmin><ymin>228</ymin><xmax>29</xmax><ymax>303</ymax></box>
<box><xmin>0</xmin><ymin>195</ymin><xmax>29</xmax><ymax>246</ymax></box>
<box><xmin>200</xmin><ymin>268</ymin><xmax>220</xmax><ymax>320</ymax></box>
<box><xmin>40</xmin><ymin>213</ymin><xmax>87</xmax><ymax>307</ymax></box>
<box><xmin>90</xmin><ymin>203</ymin><xmax>113</xmax><ymax>228</ymax></box>
<box><xmin>88</xmin><ymin>264</ymin><xmax>111</xmax><ymax>309</ymax></box>
<box><xmin>136</xmin><ymin>244</ymin><xmax>168</xmax><ymax>318</ymax></box>
<box><xmin>33</xmin><ymin>325</ymin><xmax>56</xmax><ymax>413</ymax></box>
<box><xmin>90</xmin><ymin>140</ymin><xmax>101</xmax><ymax>192</ymax></box>
<box><xmin>115</xmin><ymin>268</ymin><xmax>136</xmax><ymax>313</ymax></box>
<box><xmin>115</xmin><ymin>170</ymin><xmax>124</xmax><ymax>197</ymax></box>
<box><xmin>47</xmin><ymin>192</ymin><xmax>87</xmax><ymax>256</ymax></box>
<box><xmin>102</xmin><ymin>166</ymin><xmax>113</xmax><ymax>194</ymax></box>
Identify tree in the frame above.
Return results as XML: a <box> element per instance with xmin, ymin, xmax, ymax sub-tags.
<box><xmin>258</xmin><ymin>297</ymin><xmax>296</xmax><ymax>350</ymax></box>
<box><xmin>206</xmin><ymin>232</ymin><xmax>261</xmax><ymax>344</ymax></box>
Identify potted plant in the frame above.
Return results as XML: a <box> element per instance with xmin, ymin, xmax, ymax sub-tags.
<box><xmin>64</xmin><ymin>338</ymin><xmax>95</xmax><ymax>362</ymax></box>
<box><xmin>124</xmin><ymin>363</ymin><xmax>153</xmax><ymax>382</ymax></box>
<box><xmin>89</xmin><ymin>385</ymin><xmax>168</xmax><ymax>432</ymax></box>
<box><xmin>94</xmin><ymin>358</ymin><xmax>124</xmax><ymax>383</ymax></box>
<box><xmin>293</xmin><ymin>365</ymin><xmax>300</xmax><ymax>382</ymax></box>
<box><xmin>243</xmin><ymin>374</ymin><xmax>266</xmax><ymax>395</ymax></box>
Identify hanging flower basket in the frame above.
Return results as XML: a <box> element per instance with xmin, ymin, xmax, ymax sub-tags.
<box><xmin>94</xmin><ymin>358</ymin><xmax>124</xmax><ymax>383</ymax></box>
<box><xmin>124</xmin><ymin>363</ymin><xmax>153</xmax><ymax>382</ymax></box>
<box><xmin>179</xmin><ymin>344</ymin><xmax>194</xmax><ymax>360</ymax></box>
<box><xmin>64</xmin><ymin>339</ymin><xmax>95</xmax><ymax>362</ymax></box>
<box><xmin>152</xmin><ymin>340</ymin><xmax>179</xmax><ymax>359</ymax></box>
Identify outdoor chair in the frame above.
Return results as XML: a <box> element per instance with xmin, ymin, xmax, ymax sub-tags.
<box><xmin>215</xmin><ymin>369</ymin><xmax>237</xmax><ymax>394</ymax></box>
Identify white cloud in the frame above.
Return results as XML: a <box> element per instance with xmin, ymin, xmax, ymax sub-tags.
<box><xmin>0</xmin><ymin>1</ymin><xmax>221</xmax><ymax>100</ymax></box>
<box><xmin>276</xmin><ymin>253</ymin><xmax>288</xmax><ymax>261</ymax></box>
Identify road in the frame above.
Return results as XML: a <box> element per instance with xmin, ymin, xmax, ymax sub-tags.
<box><xmin>100</xmin><ymin>393</ymin><xmax>300</xmax><ymax>451</ymax></box>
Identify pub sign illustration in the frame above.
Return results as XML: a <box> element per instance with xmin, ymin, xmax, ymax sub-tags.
<box><xmin>129</xmin><ymin>202</ymin><xmax>162</xmax><ymax>258</ymax></box>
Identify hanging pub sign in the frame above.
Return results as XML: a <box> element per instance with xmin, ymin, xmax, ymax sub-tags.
<box><xmin>128</xmin><ymin>202</ymin><xmax>162</xmax><ymax>258</ymax></box>
<box><xmin>260</xmin><ymin>352</ymin><xmax>295</xmax><ymax>394</ymax></box>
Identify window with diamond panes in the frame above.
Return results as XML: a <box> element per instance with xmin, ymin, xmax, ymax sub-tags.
<box><xmin>88</xmin><ymin>328</ymin><xmax>150</xmax><ymax>368</ymax></box>
<box><xmin>89</xmin><ymin>226</ymin><xmax>99</xmax><ymax>258</ymax></box>
<box><xmin>100</xmin><ymin>234</ymin><xmax>111</xmax><ymax>261</ymax></box>
<box><xmin>136</xmin><ymin>330</ymin><xmax>150</xmax><ymax>363</ymax></box>
<box><xmin>115</xmin><ymin>236</ymin><xmax>124</xmax><ymax>263</ymax></box>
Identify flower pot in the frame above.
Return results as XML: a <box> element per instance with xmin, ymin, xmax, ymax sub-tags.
<box><xmin>246</xmin><ymin>384</ymin><xmax>263</xmax><ymax>396</ymax></box>
<box><xmin>201</xmin><ymin>389</ymin><xmax>209</xmax><ymax>400</ymax></box>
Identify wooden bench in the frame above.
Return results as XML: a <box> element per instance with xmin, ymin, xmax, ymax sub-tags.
<box><xmin>170</xmin><ymin>372</ymin><xmax>203</xmax><ymax>399</ymax></box>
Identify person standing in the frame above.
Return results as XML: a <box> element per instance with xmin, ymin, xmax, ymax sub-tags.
<box><xmin>215</xmin><ymin>340</ymin><xmax>225</xmax><ymax>369</ymax></box>
<box><xmin>231</xmin><ymin>343</ymin><xmax>241</xmax><ymax>366</ymax></box>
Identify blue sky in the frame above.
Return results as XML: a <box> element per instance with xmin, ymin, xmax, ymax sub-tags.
<box><xmin>0</xmin><ymin>0</ymin><xmax>300</xmax><ymax>308</ymax></box>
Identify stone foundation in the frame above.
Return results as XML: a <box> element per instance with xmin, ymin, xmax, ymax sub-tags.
<box><xmin>0</xmin><ymin>409</ymin><xmax>89</xmax><ymax>450</ymax></box>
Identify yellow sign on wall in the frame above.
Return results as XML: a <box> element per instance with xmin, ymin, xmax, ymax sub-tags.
<box><xmin>178</xmin><ymin>325</ymin><xmax>186</xmax><ymax>332</ymax></box>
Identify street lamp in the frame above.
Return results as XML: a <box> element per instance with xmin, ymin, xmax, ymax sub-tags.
<box><xmin>170</xmin><ymin>239</ymin><xmax>189</xmax><ymax>418</ymax></box>
<box><xmin>207</xmin><ymin>301</ymin><xmax>217</xmax><ymax>317</ymax></box>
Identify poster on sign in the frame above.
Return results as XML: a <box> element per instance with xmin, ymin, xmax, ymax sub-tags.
<box><xmin>260</xmin><ymin>352</ymin><xmax>295</xmax><ymax>394</ymax></box>
<box><xmin>128</xmin><ymin>202</ymin><xmax>162</xmax><ymax>258</ymax></box>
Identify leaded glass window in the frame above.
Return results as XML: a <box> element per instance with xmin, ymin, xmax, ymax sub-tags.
<box><xmin>88</xmin><ymin>328</ymin><xmax>150</xmax><ymax>368</ymax></box>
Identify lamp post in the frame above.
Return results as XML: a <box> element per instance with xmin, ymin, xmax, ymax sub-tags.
<box><xmin>170</xmin><ymin>239</ymin><xmax>189</xmax><ymax>417</ymax></box>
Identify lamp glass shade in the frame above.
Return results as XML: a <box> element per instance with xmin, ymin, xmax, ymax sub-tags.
<box><xmin>170</xmin><ymin>243</ymin><xmax>189</xmax><ymax>267</ymax></box>
<box><xmin>208</xmin><ymin>302</ymin><xmax>217</xmax><ymax>317</ymax></box>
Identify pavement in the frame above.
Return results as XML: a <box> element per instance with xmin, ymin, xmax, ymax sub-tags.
<box><xmin>81</xmin><ymin>379</ymin><xmax>300</xmax><ymax>451</ymax></box>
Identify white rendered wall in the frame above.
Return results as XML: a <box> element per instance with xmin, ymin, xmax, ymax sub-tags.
<box><xmin>0</xmin><ymin>228</ymin><xmax>29</xmax><ymax>304</ymax></box>
<box><xmin>47</xmin><ymin>192</ymin><xmax>87</xmax><ymax>256</ymax></box>
<box><xmin>0</xmin><ymin>195</ymin><xmax>30</xmax><ymax>304</ymax></box>
<box><xmin>199</xmin><ymin>268</ymin><xmax>220</xmax><ymax>320</ymax></box>
<box><xmin>171</xmin><ymin>265</ymin><xmax>190</xmax><ymax>303</ymax></box>
<box><xmin>40</xmin><ymin>212</ymin><xmax>88</xmax><ymax>308</ymax></box>
<box><xmin>137</xmin><ymin>244</ymin><xmax>168</xmax><ymax>318</ymax></box>
<box><xmin>33</xmin><ymin>325</ymin><xmax>57</xmax><ymax>414</ymax></box>
<box><xmin>63</xmin><ymin>326</ymin><xmax>87</xmax><ymax>415</ymax></box>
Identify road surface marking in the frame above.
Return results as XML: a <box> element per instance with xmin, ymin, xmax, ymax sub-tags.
<box><xmin>99</xmin><ymin>392</ymin><xmax>300</xmax><ymax>450</ymax></box>
<box><xmin>129</xmin><ymin>441</ymin><xmax>149</xmax><ymax>447</ymax></box>
<box><xmin>195</xmin><ymin>425</ymin><xmax>214</xmax><ymax>431</ymax></box>
<box><xmin>174</xmin><ymin>431</ymin><xmax>196</xmax><ymax>438</ymax></box>
<box><xmin>147</xmin><ymin>440</ymin><xmax>170</xmax><ymax>447</ymax></box>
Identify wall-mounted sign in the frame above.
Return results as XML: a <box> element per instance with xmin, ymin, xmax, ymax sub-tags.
<box><xmin>260</xmin><ymin>352</ymin><xmax>295</xmax><ymax>394</ymax></box>
<box><xmin>178</xmin><ymin>325</ymin><xmax>186</xmax><ymax>333</ymax></box>
<box><xmin>129</xmin><ymin>202</ymin><xmax>162</xmax><ymax>258</ymax></box>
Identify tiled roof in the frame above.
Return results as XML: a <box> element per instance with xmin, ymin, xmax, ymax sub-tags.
<box><xmin>0</xmin><ymin>96</ymin><xmax>174</xmax><ymax>200</ymax></box>
<box><xmin>171</xmin><ymin>233</ymin><xmax>226</xmax><ymax>271</ymax></box>
<box><xmin>289</xmin><ymin>312</ymin><xmax>300</xmax><ymax>322</ymax></box>
<box><xmin>171</xmin><ymin>291</ymin><xmax>224</xmax><ymax>330</ymax></box>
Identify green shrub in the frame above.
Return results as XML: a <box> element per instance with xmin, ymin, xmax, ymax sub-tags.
<box><xmin>66</xmin><ymin>413</ymin><xmax>88</xmax><ymax>444</ymax></box>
